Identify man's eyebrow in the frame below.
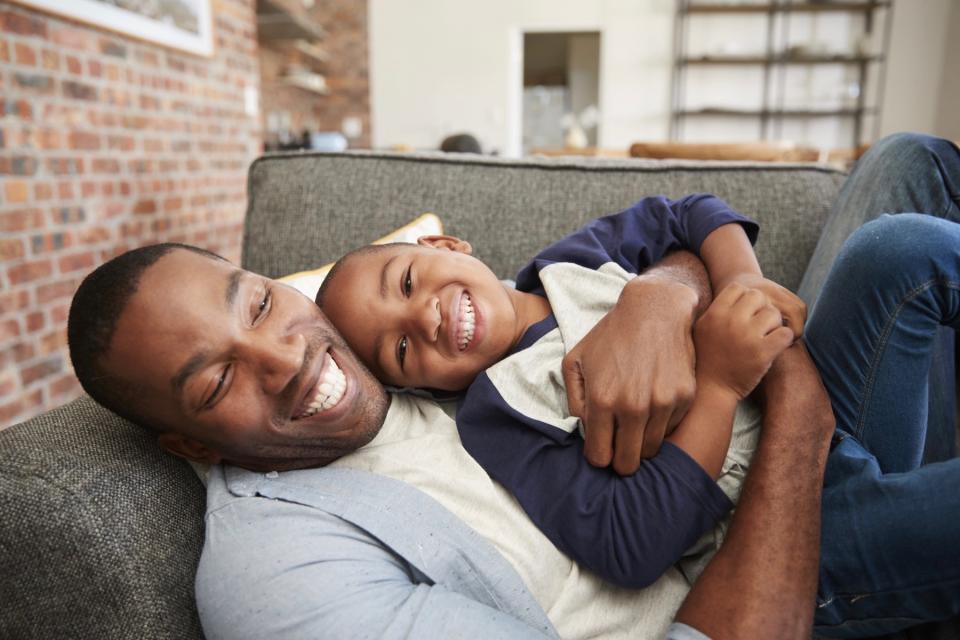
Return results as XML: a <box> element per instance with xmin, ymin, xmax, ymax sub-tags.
<box><xmin>379</xmin><ymin>255</ymin><xmax>398</xmax><ymax>299</ymax></box>
<box><xmin>172</xmin><ymin>350</ymin><xmax>210</xmax><ymax>396</ymax></box>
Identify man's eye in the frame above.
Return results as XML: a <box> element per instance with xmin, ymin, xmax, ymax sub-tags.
<box><xmin>205</xmin><ymin>365</ymin><xmax>230</xmax><ymax>408</ymax></box>
<box><xmin>397</xmin><ymin>336</ymin><xmax>408</xmax><ymax>369</ymax></box>
<box><xmin>403</xmin><ymin>267</ymin><xmax>412</xmax><ymax>297</ymax></box>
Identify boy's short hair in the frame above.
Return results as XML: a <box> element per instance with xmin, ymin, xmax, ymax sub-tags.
<box><xmin>67</xmin><ymin>242</ymin><xmax>224</xmax><ymax>431</ymax></box>
<box><xmin>315</xmin><ymin>242</ymin><xmax>404</xmax><ymax>308</ymax></box>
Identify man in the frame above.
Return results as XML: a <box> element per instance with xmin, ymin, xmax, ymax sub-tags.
<box><xmin>66</xmin><ymin>133</ymin><xmax>959</xmax><ymax>638</ymax></box>
<box><xmin>68</xmin><ymin>240</ymin><xmax>831</xmax><ymax>639</ymax></box>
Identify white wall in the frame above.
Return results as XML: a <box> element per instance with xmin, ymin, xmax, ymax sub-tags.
<box><xmin>878</xmin><ymin>0</ymin><xmax>953</xmax><ymax>138</ymax></box>
<box><xmin>369</xmin><ymin>0</ymin><xmax>675</xmax><ymax>156</ymax></box>
<box><xmin>369</xmin><ymin>0</ymin><xmax>955</xmax><ymax>155</ymax></box>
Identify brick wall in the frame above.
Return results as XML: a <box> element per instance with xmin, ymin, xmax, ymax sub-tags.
<box><xmin>259</xmin><ymin>0</ymin><xmax>370</xmax><ymax>148</ymax></box>
<box><xmin>0</xmin><ymin>0</ymin><xmax>262</xmax><ymax>427</ymax></box>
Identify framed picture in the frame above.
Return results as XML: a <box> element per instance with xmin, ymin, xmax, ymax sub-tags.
<box><xmin>12</xmin><ymin>0</ymin><xmax>214</xmax><ymax>56</ymax></box>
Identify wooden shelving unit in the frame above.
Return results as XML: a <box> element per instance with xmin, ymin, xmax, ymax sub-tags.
<box><xmin>670</xmin><ymin>0</ymin><xmax>893</xmax><ymax>147</ymax></box>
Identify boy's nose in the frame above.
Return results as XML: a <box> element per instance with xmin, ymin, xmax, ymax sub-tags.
<box><xmin>413</xmin><ymin>296</ymin><xmax>441</xmax><ymax>342</ymax></box>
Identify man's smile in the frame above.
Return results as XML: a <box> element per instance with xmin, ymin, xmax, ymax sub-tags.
<box><xmin>292</xmin><ymin>349</ymin><xmax>348</xmax><ymax>420</ymax></box>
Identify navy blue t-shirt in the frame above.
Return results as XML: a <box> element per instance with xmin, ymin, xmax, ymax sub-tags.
<box><xmin>456</xmin><ymin>194</ymin><xmax>759</xmax><ymax>589</ymax></box>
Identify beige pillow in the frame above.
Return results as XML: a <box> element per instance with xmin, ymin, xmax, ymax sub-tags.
<box><xmin>278</xmin><ymin>213</ymin><xmax>443</xmax><ymax>299</ymax></box>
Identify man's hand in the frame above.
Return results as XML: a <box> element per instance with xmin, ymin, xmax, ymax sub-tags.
<box><xmin>563</xmin><ymin>257</ymin><xmax>704</xmax><ymax>476</ymax></box>
<box><xmin>728</xmin><ymin>273</ymin><xmax>807</xmax><ymax>339</ymax></box>
<box><xmin>694</xmin><ymin>282</ymin><xmax>795</xmax><ymax>400</ymax></box>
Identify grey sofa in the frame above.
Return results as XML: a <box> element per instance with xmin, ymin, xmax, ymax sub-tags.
<box><xmin>1</xmin><ymin>150</ymin><xmax>955</xmax><ymax>639</ymax></box>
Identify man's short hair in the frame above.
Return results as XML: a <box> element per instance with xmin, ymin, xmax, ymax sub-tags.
<box><xmin>67</xmin><ymin>242</ymin><xmax>224</xmax><ymax>431</ymax></box>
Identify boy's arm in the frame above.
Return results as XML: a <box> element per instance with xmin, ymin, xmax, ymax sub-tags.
<box><xmin>666</xmin><ymin>283</ymin><xmax>793</xmax><ymax>477</ymax></box>
<box><xmin>675</xmin><ymin>343</ymin><xmax>834</xmax><ymax>639</ymax></box>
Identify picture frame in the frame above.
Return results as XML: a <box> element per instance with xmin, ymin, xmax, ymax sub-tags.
<box><xmin>11</xmin><ymin>0</ymin><xmax>214</xmax><ymax>57</ymax></box>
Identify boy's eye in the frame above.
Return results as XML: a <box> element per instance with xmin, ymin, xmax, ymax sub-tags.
<box><xmin>403</xmin><ymin>267</ymin><xmax>412</xmax><ymax>297</ymax></box>
<box><xmin>397</xmin><ymin>336</ymin><xmax>408</xmax><ymax>369</ymax></box>
<box><xmin>252</xmin><ymin>287</ymin><xmax>272</xmax><ymax>324</ymax></box>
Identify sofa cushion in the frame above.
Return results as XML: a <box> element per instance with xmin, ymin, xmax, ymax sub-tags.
<box><xmin>0</xmin><ymin>396</ymin><xmax>205</xmax><ymax>639</ymax></box>
<box><xmin>243</xmin><ymin>151</ymin><xmax>846</xmax><ymax>292</ymax></box>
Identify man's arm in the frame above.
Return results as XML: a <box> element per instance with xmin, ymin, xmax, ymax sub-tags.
<box><xmin>674</xmin><ymin>343</ymin><xmax>834</xmax><ymax>639</ymax></box>
<box><xmin>196</xmin><ymin>496</ymin><xmax>557</xmax><ymax>640</ymax></box>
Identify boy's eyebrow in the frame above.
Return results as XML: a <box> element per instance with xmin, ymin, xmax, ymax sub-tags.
<box><xmin>379</xmin><ymin>255</ymin><xmax>399</xmax><ymax>299</ymax></box>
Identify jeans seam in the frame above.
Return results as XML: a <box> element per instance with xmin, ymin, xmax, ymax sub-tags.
<box><xmin>854</xmin><ymin>277</ymin><xmax>960</xmax><ymax>440</ymax></box>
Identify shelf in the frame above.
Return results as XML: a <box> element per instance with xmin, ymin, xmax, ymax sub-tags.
<box><xmin>281</xmin><ymin>72</ymin><xmax>329</xmax><ymax>94</ymax></box>
<box><xmin>681</xmin><ymin>54</ymin><xmax>881</xmax><ymax>65</ymax></box>
<box><xmin>257</xmin><ymin>0</ymin><xmax>326</xmax><ymax>41</ymax></box>
<box><xmin>685</xmin><ymin>2</ymin><xmax>890</xmax><ymax>14</ymax></box>
<box><xmin>295</xmin><ymin>40</ymin><xmax>329</xmax><ymax>63</ymax></box>
<box><xmin>677</xmin><ymin>107</ymin><xmax>876</xmax><ymax>117</ymax></box>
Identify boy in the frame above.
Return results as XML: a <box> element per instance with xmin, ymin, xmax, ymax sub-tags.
<box><xmin>318</xmin><ymin>194</ymin><xmax>798</xmax><ymax>588</ymax></box>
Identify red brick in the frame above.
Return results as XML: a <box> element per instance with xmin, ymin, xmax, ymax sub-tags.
<box><xmin>31</xmin><ymin>231</ymin><xmax>71</xmax><ymax>254</ymax></box>
<box><xmin>13</xmin><ymin>72</ymin><xmax>53</xmax><ymax>93</ymax></box>
<box><xmin>25</xmin><ymin>311</ymin><xmax>44</xmax><ymax>333</ymax></box>
<box><xmin>58</xmin><ymin>251</ymin><xmax>95</xmax><ymax>273</ymax></box>
<box><xmin>0</xmin><ymin>372</ymin><xmax>16</xmax><ymax>398</ymax></box>
<box><xmin>35</xmin><ymin>129</ymin><xmax>61</xmax><ymax>150</ymax></box>
<box><xmin>0</xmin><ymin>238</ymin><xmax>26</xmax><ymax>260</ymax></box>
<box><xmin>0</xmin><ymin>208</ymin><xmax>44</xmax><ymax>232</ymax></box>
<box><xmin>50</xmin><ymin>25</ymin><xmax>90</xmax><ymax>50</ymax></box>
<box><xmin>49</xmin><ymin>373</ymin><xmax>80</xmax><ymax>398</ymax></box>
<box><xmin>133</xmin><ymin>199</ymin><xmax>157</xmax><ymax>215</ymax></box>
<box><xmin>0</xmin><ymin>290</ymin><xmax>30</xmax><ymax>315</ymax></box>
<box><xmin>14</xmin><ymin>42</ymin><xmax>36</xmax><ymax>66</ymax></box>
<box><xmin>5</xmin><ymin>180</ymin><xmax>29</xmax><ymax>203</ymax></box>
<box><xmin>41</xmin><ymin>49</ymin><xmax>59</xmax><ymax>71</ymax></box>
<box><xmin>107</xmin><ymin>135</ymin><xmax>136</xmax><ymax>151</ymax></box>
<box><xmin>12</xmin><ymin>342</ymin><xmax>35</xmax><ymax>363</ymax></box>
<box><xmin>66</xmin><ymin>55</ymin><xmax>82</xmax><ymax>75</ymax></box>
<box><xmin>39</xmin><ymin>330</ymin><xmax>66</xmax><ymax>355</ymax></box>
<box><xmin>81</xmin><ymin>181</ymin><xmax>96</xmax><ymax>198</ymax></box>
<box><xmin>0</xmin><ymin>319</ymin><xmax>21</xmax><ymax>344</ymax></box>
<box><xmin>57</xmin><ymin>182</ymin><xmax>74</xmax><ymax>199</ymax></box>
<box><xmin>88</xmin><ymin>59</ymin><xmax>102</xmax><ymax>77</ymax></box>
<box><xmin>76</xmin><ymin>226</ymin><xmax>110</xmax><ymax>244</ymax></box>
<box><xmin>62</xmin><ymin>80</ymin><xmax>97</xmax><ymax>101</ymax></box>
<box><xmin>51</xmin><ymin>303</ymin><xmax>70</xmax><ymax>324</ymax></box>
<box><xmin>35</xmin><ymin>282</ymin><xmax>75</xmax><ymax>307</ymax></box>
<box><xmin>92</xmin><ymin>158</ymin><xmax>120</xmax><ymax>174</ymax></box>
<box><xmin>20</xmin><ymin>357</ymin><xmax>62</xmax><ymax>386</ymax></box>
<box><xmin>1</xmin><ymin>10</ymin><xmax>47</xmax><ymax>37</ymax></box>
<box><xmin>8</xmin><ymin>259</ymin><xmax>52</xmax><ymax>284</ymax></box>
<box><xmin>0</xmin><ymin>40</ymin><xmax>8</xmax><ymax>63</ymax></box>
<box><xmin>68</xmin><ymin>131</ymin><xmax>100</xmax><ymax>150</ymax></box>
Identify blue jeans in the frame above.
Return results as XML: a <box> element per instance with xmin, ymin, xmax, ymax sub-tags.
<box><xmin>799</xmin><ymin>135</ymin><xmax>960</xmax><ymax>637</ymax></box>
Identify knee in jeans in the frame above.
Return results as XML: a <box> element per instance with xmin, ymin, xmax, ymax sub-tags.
<box><xmin>869</xmin><ymin>132</ymin><xmax>952</xmax><ymax>166</ymax></box>
<box><xmin>846</xmin><ymin>214</ymin><xmax>951</xmax><ymax>269</ymax></box>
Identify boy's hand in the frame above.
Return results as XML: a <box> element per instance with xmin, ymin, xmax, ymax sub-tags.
<box><xmin>695</xmin><ymin>282</ymin><xmax>794</xmax><ymax>400</ymax></box>
<box><xmin>728</xmin><ymin>273</ymin><xmax>807</xmax><ymax>339</ymax></box>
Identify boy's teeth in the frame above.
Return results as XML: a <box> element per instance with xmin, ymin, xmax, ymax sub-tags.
<box><xmin>299</xmin><ymin>357</ymin><xmax>346</xmax><ymax>418</ymax></box>
<box><xmin>458</xmin><ymin>293</ymin><xmax>476</xmax><ymax>350</ymax></box>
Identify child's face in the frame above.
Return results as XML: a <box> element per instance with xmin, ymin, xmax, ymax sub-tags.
<box><xmin>321</xmin><ymin>236</ymin><xmax>526</xmax><ymax>391</ymax></box>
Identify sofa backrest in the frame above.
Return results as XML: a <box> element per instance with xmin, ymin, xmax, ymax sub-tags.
<box><xmin>243</xmin><ymin>151</ymin><xmax>846</xmax><ymax>292</ymax></box>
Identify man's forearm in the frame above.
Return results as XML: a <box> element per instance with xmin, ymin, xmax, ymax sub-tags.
<box><xmin>675</xmin><ymin>343</ymin><xmax>834</xmax><ymax>639</ymax></box>
<box><xmin>636</xmin><ymin>250</ymin><xmax>712</xmax><ymax>317</ymax></box>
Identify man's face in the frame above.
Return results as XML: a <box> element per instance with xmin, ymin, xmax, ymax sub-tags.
<box><xmin>103</xmin><ymin>249</ymin><xmax>389</xmax><ymax>471</ymax></box>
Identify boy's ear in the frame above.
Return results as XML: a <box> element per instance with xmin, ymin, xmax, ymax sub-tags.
<box><xmin>157</xmin><ymin>432</ymin><xmax>223</xmax><ymax>465</ymax></box>
<box><xmin>417</xmin><ymin>235</ymin><xmax>472</xmax><ymax>255</ymax></box>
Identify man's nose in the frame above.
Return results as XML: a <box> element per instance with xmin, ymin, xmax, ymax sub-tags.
<box><xmin>239</xmin><ymin>331</ymin><xmax>305</xmax><ymax>395</ymax></box>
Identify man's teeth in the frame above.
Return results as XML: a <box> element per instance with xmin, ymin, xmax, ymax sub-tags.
<box><xmin>299</xmin><ymin>357</ymin><xmax>346</xmax><ymax>418</ymax></box>
<box><xmin>458</xmin><ymin>293</ymin><xmax>475</xmax><ymax>350</ymax></box>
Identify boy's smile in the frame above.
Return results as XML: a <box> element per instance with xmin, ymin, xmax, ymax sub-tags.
<box><xmin>320</xmin><ymin>236</ymin><xmax>550</xmax><ymax>391</ymax></box>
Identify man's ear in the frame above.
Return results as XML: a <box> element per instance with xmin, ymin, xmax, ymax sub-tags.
<box><xmin>417</xmin><ymin>235</ymin><xmax>472</xmax><ymax>255</ymax></box>
<box><xmin>157</xmin><ymin>432</ymin><xmax>223</xmax><ymax>465</ymax></box>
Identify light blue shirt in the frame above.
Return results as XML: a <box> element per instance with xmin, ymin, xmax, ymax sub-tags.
<box><xmin>196</xmin><ymin>464</ymin><xmax>711</xmax><ymax>639</ymax></box>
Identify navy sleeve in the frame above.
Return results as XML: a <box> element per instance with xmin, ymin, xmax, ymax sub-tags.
<box><xmin>457</xmin><ymin>373</ymin><xmax>734</xmax><ymax>589</ymax></box>
<box><xmin>515</xmin><ymin>194</ymin><xmax>758</xmax><ymax>293</ymax></box>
